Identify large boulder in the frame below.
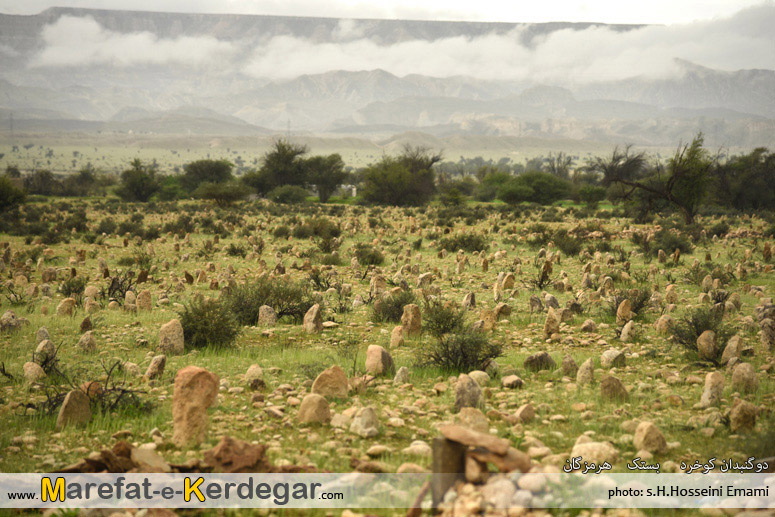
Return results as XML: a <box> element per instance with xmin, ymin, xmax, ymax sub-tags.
<box><xmin>633</xmin><ymin>421</ymin><xmax>667</xmax><ymax>454</ymax></box>
<box><xmin>297</xmin><ymin>394</ymin><xmax>331</xmax><ymax>424</ymax></box>
<box><xmin>172</xmin><ymin>366</ymin><xmax>219</xmax><ymax>447</ymax></box>
<box><xmin>600</xmin><ymin>375</ymin><xmax>628</xmax><ymax>402</ymax></box>
<box><xmin>56</xmin><ymin>389</ymin><xmax>92</xmax><ymax>430</ymax></box>
<box><xmin>401</xmin><ymin>304</ymin><xmax>422</xmax><ymax>337</ymax></box>
<box><xmin>454</xmin><ymin>373</ymin><xmax>483</xmax><ymax>412</ymax></box>
<box><xmin>303</xmin><ymin>304</ymin><xmax>323</xmax><ymax>333</ymax></box>
<box><xmin>158</xmin><ymin>319</ymin><xmax>185</xmax><ymax>354</ymax></box>
<box><xmin>364</xmin><ymin>345</ymin><xmax>395</xmax><ymax>377</ymax></box>
<box><xmin>56</xmin><ymin>298</ymin><xmax>77</xmax><ymax>317</ymax></box>
<box><xmin>311</xmin><ymin>365</ymin><xmax>348</xmax><ymax>399</ymax></box>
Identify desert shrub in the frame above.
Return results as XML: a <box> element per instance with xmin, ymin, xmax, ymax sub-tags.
<box><xmin>269</xmin><ymin>185</ymin><xmax>308</xmax><ymax>204</ymax></box>
<box><xmin>437</xmin><ymin>233</ymin><xmax>488</xmax><ymax>253</ymax></box>
<box><xmin>320</xmin><ymin>252</ymin><xmax>342</xmax><ymax>266</ymax></box>
<box><xmin>179</xmin><ymin>298</ymin><xmax>240</xmax><ymax>349</ymax></box>
<box><xmin>353</xmin><ymin>243</ymin><xmax>384</xmax><ymax>266</ymax></box>
<box><xmin>552</xmin><ymin>229</ymin><xmax>582</xmax><ymax>256</ymax></box>
<box><xmin>273</xmin><ymin>225</ymin><xmax>291</xmax><ymax>239</ymax></box>
<box><xmin>162</xmin><ymin>214</ymin><xmax>195</xmax><ymax>235</ymax></box>
<box><xmin>371</xmin><ymin>290</ymin><xmax>417</xmax><ymax>323</ymax></box>
<box><xmin>194</xmin><ymin>181</ymin><xmax>246</xmax><ymax>206</ymax></box>
<box><xmin>606</xmin><ymin>287</ymin><xmax>652</xmax><ymax>320</ymax></box>
<box><xmin>293</xmin><ymin>217</ymin><xmax>340</xmax><ymax>240</ymax></box>
<box><xmin>96</xmin><ymin>218</ymin><xmax>117</xmax><ymax>235</ymax></box>
<box><xmin>415</xmin><ymin>330</ymin><xmax>503</xmax><ymax>372</ymax></box>
<box><xmin>652</xmin><ymin>229</ymin><xmax>693</xmax><ymax>256</ymax></box>
<box><xmin>59</xmin><ymin>276</ymin><xmax>87</xmax><ymax>300</ymax></box>
<box><xmin>708</xmin><ymin>221</ymin><xmax>730</xmax><ymax>238</ymax></box>
<box><xmin>670</xmin><ymin>306</ymin><xmax>734</xmax><ymax>362</ymax></box>
<box><xmin>225</xmin><ymin>243</ymin><xmax>247</xmax><ymax>257</ymax></box>
<box><xmin>223</xmin><ymin>277</ymin><xmax>318</xmax><ymax>324</ymax></box>
<box><xmin>423</xmin><ymin>301</ymin><xmax>466</xmax><ymax>338</ymax></box>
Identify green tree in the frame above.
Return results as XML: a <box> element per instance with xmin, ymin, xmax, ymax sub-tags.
<box><xmin>578</xmin><ymin>185</ymin><xmax>607</xmax><ymax>208</ymax></box>
<box><xmin>543</xmin><ymin>152</ymin><xmax>573</xmax><ymax>180</ymax></box>
<box><xmin>194</xmin><ymin>181</ymin><xmax>247</xmax><ymax>206</ymax></box>
<box><xmin>474</xmin><ymin>170</ymin><xmax>512</xmax><ymax>202</ymax></box>
<box><xmin>0</xmin><ymin>176</ymin><xmax>26</xmax><ymax>211</ymax></box>
<box><xmin>498</xmin><ymin>171</ymin><xmax>571</xmax><ymax>205</ymax></box>
<box><xmin>593</xmin><ymin>134</ymin><xmax>713</xmax><ymax>224</ymax></box>
<box><xmin>116</xmin><ymin>159</ymin><xmax>160</xmax><ymax>202</ymax></box>
<box><xmin>712</xmin><ymin>148</ymin><xmax>774</xmax><ymax>211</ymax></box>
<box><xmin>24</xmin><ymin>169</ymin><xmax>59</xmax><ymax>196</ymax></box>
<box><xmin>305</xmin><ymin>154</ymin><xmax>347</xmax><ymax>203</ymax></box>
<box><xmin>359</xmin><ymin>146</ymin><xmax>440</xmax><ymax>206</ymax></box>
<box><xmin>180</xmin><ymin>159</ymin><xmax>233</xmax><ymax>193</ymax></box>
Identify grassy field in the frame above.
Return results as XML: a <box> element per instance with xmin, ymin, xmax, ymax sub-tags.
<box><xmin>0</xmin><ymin>196</ymin><xmax>772</xmax><ymax>515</ymax></box>
<box><xmin>0</xmin><ymin>132</ymin><xmax>692</xmax><ymax>174</ymax></box>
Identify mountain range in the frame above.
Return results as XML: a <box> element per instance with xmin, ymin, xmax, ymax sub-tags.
<box><xmin>0</xmin><ymin>7</ymin><xmax>773</xmax><ymax>148</ymax></box>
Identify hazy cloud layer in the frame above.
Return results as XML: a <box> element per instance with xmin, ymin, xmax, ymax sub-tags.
<box><xmin>31</xmin><ymin>15</ymin><xmax>235</xmax><ymax>67</ymax></box>
<box><xmin>29</xmin><ymin>4</ymin><xmax>775</xmax><ymax>82</ymax></box>
<box><xmin>244</xmin><ymin>4</ymin><xmax>775</xmax><ymax>81</ymax></box>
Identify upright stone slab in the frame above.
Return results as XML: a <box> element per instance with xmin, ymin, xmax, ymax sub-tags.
<box><xmin>172</xmin><ymin>366</ymin><xmax>219</xmax><ymax>447</ymax></box>
<box><xmin>56</xmin><ymin>389</ymin><xmax>91</xmax><ymax>430</ymax></box>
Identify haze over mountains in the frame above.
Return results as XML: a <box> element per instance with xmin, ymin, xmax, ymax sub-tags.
<box><xmin>1</xmin><ymin>6</ymin><xmax>774</xmax><ymax>148</ymax></box>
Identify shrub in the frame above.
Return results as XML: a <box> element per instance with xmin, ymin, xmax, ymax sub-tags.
<box><xmin>498</xmin><ymin>171</ymin><xmax>571</xmax><ymax>205</ymax></box>
<box><xmin>578</xmin><ymin>185</ymin><xmax>607</xmax><ymax>208</ymax></box>
<box><xmin>652</xmin><ymin>229</ymin><xmax>693</xmax><ymax>257</ymax></box>
<box><xmin>223</xmin><ymin>277</ymin><xmax>319</xmax><ymax>324</ymax></box>
<box><xmin>179</xmin><ymin>298</ymin><xmax>240</xmax><ymax>349</ymax></box>
<box><xmin>371</xmin><ymin>290</ymin><xmax>417</xmax><ymax>323</ymax></box>
<box><xmin>415</xmin><ymin>330</ymin><xmax>503</xmax><ymax>372</ymax></box>
<box><xmin>353</xmin><ymin>243</ymin><xmax>384</xmax><ymax>266</ymax></box>
<box><xmin>606</xmin><ymin>287</ymin><xmax>651</xmax><ymax>320</ymax></box>
<box><xmin>0</xmin><ymin>176</ymin><xmax>26</xmax><ymax>212</ymax></box>
<box><xmin>225</xmin><ymin>243</ymin><xmax>247</xmax><ymax>257</ymax></box>
<box><xmin>96</xmin><ymin>218</ymin><xmax>117</xmax><ymax>235</ymax></box>
<box><xmin>423</xmin><ymin>301</ymin><xmax>466</xmax><ymax>338</ymax></box>
<box><xmin>670</xmin><ymin>306</ymin><xmax>734</xmax><ymax>362</ymax></box>
<box><xmin>194</xmin><ymin>181</ymin><xmax>246</xmax><ymax>206</ymax></box>
<box><xmin>551</xmin><ymin>229</ymin><xmax>582</xmax><ymax>256</ymax></box>
<box><xmin>293</xmin><ymin>217</ymin><xmax>340</xmax><ymax>240</ymax></box>
<box><xmin>269</xmin><ymin>185</ymin><xmax>308</xmax><ymax>204</ymax></box>
<box><xmin>59</xmin><ymin>276</ymin><xmax>87</xmax><ymax>300</ymax></box>
<box><xmin>437</xmin><ymin>232</ymin><xmax>489</xmax><ymax>253</ymax></box>
<box><xmin>273</xmin><ymin>225</ymin><xmax>291</xmax><ymax>239</ymax></box>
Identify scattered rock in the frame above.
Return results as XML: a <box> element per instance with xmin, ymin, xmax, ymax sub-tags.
<box><xmin>576</xmin><ymin>358</ymin><xmax>595</xmax><ymax>386</ymax></box>
<box><xmin>600</xmin><ymin>375</ymin><xmax>628</xmax><ymax>402</ymax></box>
<box><xmin>454</xmin><ymin>373</ymin><xmax>483</xmax><ymax>412</ymax></box>
<box><xmin>56</xmin><ymin>389</ymin><xmax>91</xmax><ymax>430</ymax></box>
<box><xmin>601</xmin><ymin>349</ymin><xmax>626</xmax><ymax>368</ymax></box>
<box><xmin>297</xmin><ymin>394</ymin><xmax>331</xmax><ymax>424</ymax></box>
<box><xmin>158</xmin><ymin>319</ymin><xmax>185</xmax><ymax>355</ymax></box>
<box><xmin>311</xmin><ymin>365</ymin><xmax>348</xmax><ymax>399</ymax></box>
<box><xmin>364</xmin><ymin>345</ymin><xmax>395</xmax><ymax>377</ymax></box>
<box><xmin>401</xmin><ymin>304</ymin><xmax>422</xmax><ymax>337</ymax></box>
<box><xmin>172</xmin><ymin>366</ymin><xmax>219</xmax><ymax>447</ymax></box>
<box><xmin>145</xmin><ymin>355</ymin><xmax>166</xmax><ymax>380</ymax></box>
<box><xmin>731</xmin><ymin>362</ymin><xmax>758</xmax><ymax>393</ymax></box>
<box><xmin>303</xmin><ymin>304</ymin><xmax>323</xmax><ymax>333</ymax></box>
<box><xmin>633</xmin><ymin>421</ymin><xmax>667</xmax><ymax>454</ymax></box>
<box><xmin>350</xmin><ymin>407</ymin><xmax>379</xmax><ymax>437</ymax></box>
<box><xmin>697</xmin><ymin>330</ymin><xmax>718</xmax><ymax>362</ymax></box>
<box><xmin>523</xmin><ymin>351</ymin><xmax>556</xmax><ymax>372</ymax></box>
<box><xmin>729</xmin><ymin>399</ymin><xmax>756</xmax><ymax>433</ymax></box>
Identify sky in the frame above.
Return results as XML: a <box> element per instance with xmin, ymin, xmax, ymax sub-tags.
<box><xmin>0</xmin><ymin>0</ymin><xmax>770</xmax><ymax>25</ymax></box>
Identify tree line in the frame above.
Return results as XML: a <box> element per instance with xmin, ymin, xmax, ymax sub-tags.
<box><xmin>1</xmin><ymin>134</ymin><xmax>774</xmax><ymax>222</ymax></box>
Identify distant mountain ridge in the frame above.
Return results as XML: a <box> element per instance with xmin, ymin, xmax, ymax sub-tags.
<box><xmin>0</xmin><ymin>8</ymin><xmax>773</xmax><ymax>148</ymax></box>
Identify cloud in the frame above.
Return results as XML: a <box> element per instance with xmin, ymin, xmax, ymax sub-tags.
<box><xmin>243</xmin><ymin>3</ymin><xmax>775</xmax><ymax>82</ymax></box>
<box><xmin>26</xmin><ymin>4</ymin><xmax>775</xmax><ymax>83</ymax></box>
<box><xmin>30</xmin><ymin>15</ymin><xmax>235</xmax><ymax>67</ymax></box>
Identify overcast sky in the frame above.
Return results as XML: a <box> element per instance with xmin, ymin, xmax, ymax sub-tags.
<box><xmin>0</xmin><ymin>0</ymin><xmax>771</xmax><ymax>24</ymax></box>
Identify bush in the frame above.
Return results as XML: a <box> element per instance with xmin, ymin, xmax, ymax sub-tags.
<box><xmin>223</xmin><ymin>277</ymin><xmax>319</xmax><ymax>324</ymax></box>
<box><xmin>670</xmin><ymin>306</ymin><xmax>734</xmax><ymax>363</ymax></box>
<box><xmin>372</xmin><ymin>290</ymin><xmax>417</xmax><ymax>323</ymax></box>
<box><xmin>194</xmin><ymin>181</ymin><xmax>246</xmax><ymax>206</ymax></box>
<box><xmin>652</xmin><ymin>229</ymin><xmax>693</xmax><ymax>257</ymax></box>
<box><xmin>552</xmin><ymin>229</ymin><xmax>582</xmax><ymax>256</ymax></box>
<box><xmin>415</xmin><ymin>330</ymin><xmax>503</xmax><ymax>372</ymax></box>
<box><xmin>269</xmin><ymin>185</ymin><xmax>308</xmax><ymax>204</ymax></box>
<box><xmin>273</xmin><ymin>225</ymin><xmax>291</xmax><ymax>239</ymax></box>
<box><xmin>437</xmin><ymin>233</ymin><xmax>488</xmax><ymax>253</ymax></box>
<box><xmin>179</xmin><ymin>298</ymin><xmax>240</xmax><ymax>349</ymax></box>
<box><xmin>498</xmin><ymin>171</ymin><xmax>571</xmax><ymax>205</ymax></box>
<box><xmin>423</xmin><ymin>301</ymin><xmax>466</xmax><ymax>338</ymax></box>
<box><xmin>606</xmin><ymin>287</ymin><xmax>651</xmax><ymax>321</ymax></box>
<box><xmin>579</xmin><ymin>185</ymin><xmax>607</xmax><ymax>208</ymax></box>
<box><xmin>225</xmin><ymin>243</ymin><xmax>247</xmax><ymax>257</ymax></box>
<box><xmin>59</xmin><ymin>276</ymin><xmax>87</xmax><ymax>299</ymax></box>
<box><xmin>0</xmin><ymin>176</ymin><xmax>26</xmax><ymax>212</ymax></box>
<box><xmin>353</xmin><ymin>243</ymin><xmax>384</xmax><ymax>266</ymax></box>
<box><xmin>293</xmin><ymin>217</ymin><xmax>340</xmax><ymax>240</ymax></box>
